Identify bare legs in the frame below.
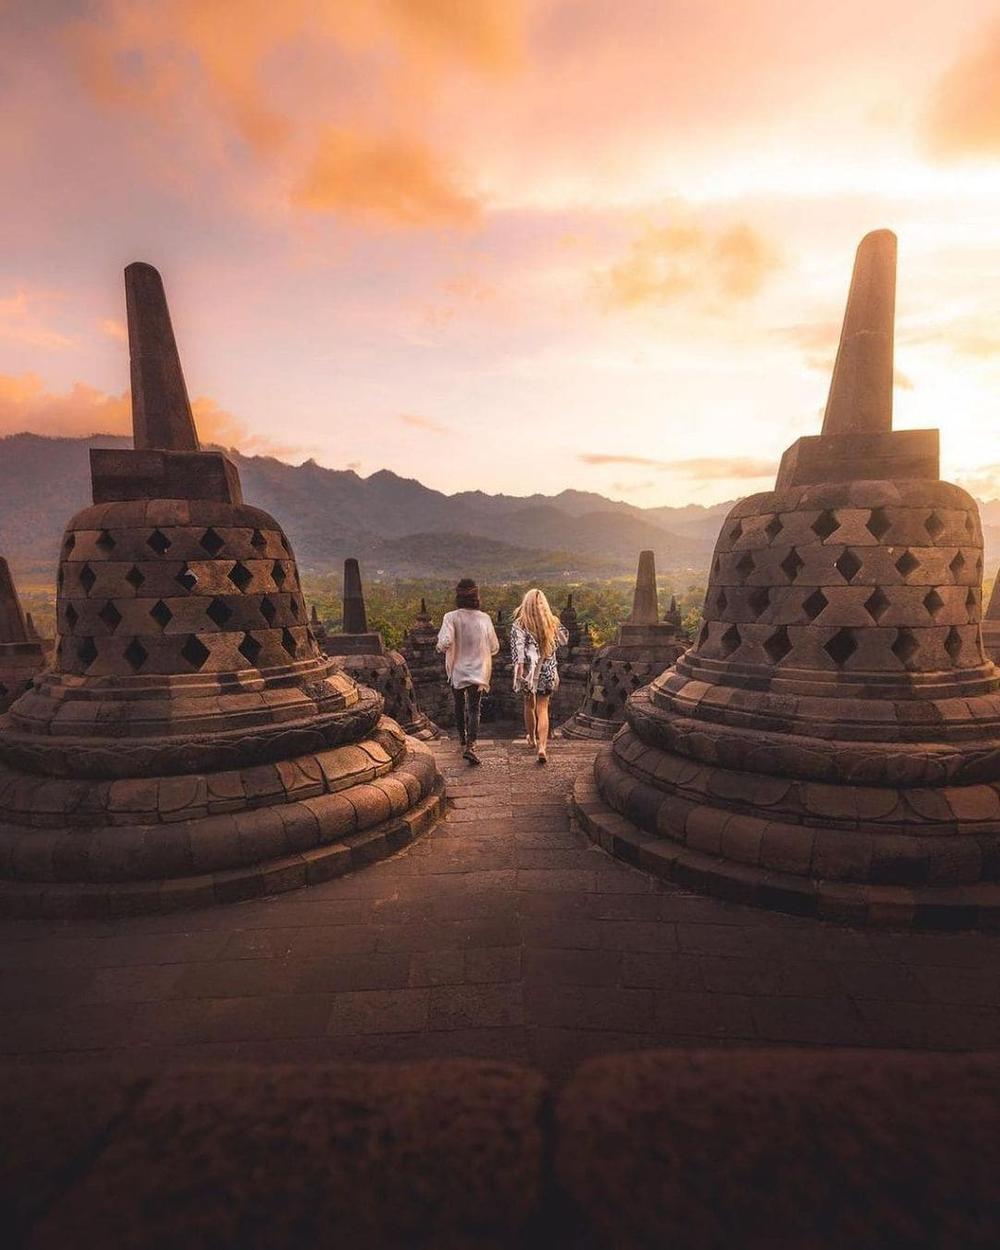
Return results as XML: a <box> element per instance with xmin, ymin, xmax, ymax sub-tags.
<box><xmin>535</xmin><ymin>694</ymin><xmax>551</xmax><ymax>763</ymax></box>
<box><xmin>523</xmin><ymin>694</ymin><xmax>537</xmax><ymax>747</ymax></box>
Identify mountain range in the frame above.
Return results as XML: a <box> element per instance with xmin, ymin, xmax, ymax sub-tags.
<box><xmin>2</xmin><ymin>433</ymin><xmax>999</xmax><ymax>585</ymax></box>
<box><xmin>0</xmin><ymin>434</ymin><xmax>727</xmax><ymax>583</ymax></box>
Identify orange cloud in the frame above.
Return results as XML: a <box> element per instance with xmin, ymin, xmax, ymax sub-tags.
<box><xmin>925</xmin><ymin>20</ymin><xmax>1000</xmax><ymax>156</ymax></box>
<box><xmin>397</xmin><ymin>412</ymin><xmax>452</xmax><ymax>434</ymax></box>
<box><xmin>0</xmin><ymin>289</ymin><xmax>74</xmax><ymax>349</ymax></box>
<box><xmin>0</xmin><ymin>373</ymin><xmax>309</xmax><ymax>458</ymax></box>
<box><xmin>292</xmin><ymin>128</ymin><xmax>479</xmax><ymax>226</ymax></box>
<box><xmin>601</xmin><ymin>221</ymin><xmax>780</xmax><ymax>310</ymax></box>
<box><xmin>100</xmin><ymin>317</ymin><xmax>127</xmax><ymax>341</ymax></box>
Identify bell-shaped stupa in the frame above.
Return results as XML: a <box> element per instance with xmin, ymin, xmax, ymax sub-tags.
<box><xmin>551</xmin><ymin>593</ymin><xmax>595</xmax><ymax>726</ymax></box>
<box><xmin>562</xmin><ymin>551</ymin><xmax>686</xmax><ymax>739</ymax></box>
<box><xmin>0</xmin><ymin>263</ymin><xmax>443</xmax><ymax>916</ymax></box>
<box><xmin>320</xmin><ymin>560</ymin><xmax>439</xmax><ymax>740</ymax></box>
<box><xmin>574</xmin><ymin>230</ymin><xmax>1000</xmax><ymax>928</ymax></box>
<box><xmin>0</xmin><ymin>559</ymin><xmax>47</xmax><ymax>713</ymax></box>
<box><xmin>400</xmin><ymin>597</ymin><xmax>450</xmax><ymax>729</ymax></box>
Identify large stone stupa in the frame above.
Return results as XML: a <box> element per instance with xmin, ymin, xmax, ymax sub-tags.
<box><xmin>0</xmin><ymin>559</ymin><xmax>47</xmax><ymax>714</ymax></box>
<box><xmin>575</xmin><ymin>230</ymin><xmax>1000</xmax><ymax>929</ymax></box>
<box><xmin>562</xmin><ymin>551</ymin><xmax>686</xmax><ymax>739</ymax></box>
<box><xmin>321</xmin><ymin>560</ymin><xmax>439</xmax><ymax>741</ymax></box>
<box><xmin>0</xmin><ymin>263</ymin><xmax>443</xmax><ymax>916</ymax></box>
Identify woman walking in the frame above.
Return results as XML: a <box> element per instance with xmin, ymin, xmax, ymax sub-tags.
<box><xmin>511</xmin><ymin>589</ymin><xmax>568</xmax><ymax>765</ymax></box>
<box><xmin>436</xmin><ymin>578</ymin><xmax>499</xmax><ymax>766</ymax></box>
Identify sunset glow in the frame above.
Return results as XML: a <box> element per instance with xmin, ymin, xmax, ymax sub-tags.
<box><xmin>3</xmin><ymin>0</ymin><xmax>1000</xmax><ymax>504</ymax></box>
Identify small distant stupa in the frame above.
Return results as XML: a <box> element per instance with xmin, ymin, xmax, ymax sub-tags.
<box><xmin>0</xmin><ymin>262</ymin><xmax>443</xmax><ymax>915</ymax></box>
<box><xmin>320</xmin><ymin>559</ymin><xmax>439</xmax><ymax>740</ymax></box>
<box><xmin>575</xmin><ymin>230</ymin><xmax>1000</xmax><ymax>929</ymax></box>
<box><xmin>551</xmin><ymin>593</ymin><xmax>595</xmax><ymax>726</ymax></box>
<box><xmin>399</xmin><ymin>597</ymin><xmax>451</xmax><ymax>729</ymax></box>
<box><xmin>561</xmin><ymin>551</ymin><xmax>686</xmax><ymax>739</ymax></box>
<box><xmin>0</xmin><ymin>559</ymin><xmax>47</xmax><ymax>713</ymax></box>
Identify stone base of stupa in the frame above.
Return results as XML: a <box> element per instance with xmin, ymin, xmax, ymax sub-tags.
<box><xmin>0</xmin><ymin>641</ymin><xmax>47</xmax><ymax>714</ymax></box>
<box><xmin>326</xmin><ymin>645</ymin><xmax>441</xmax><ymax>741</ymax></box>
<box><xmin>0</xmin><ymin>710</ymin><xmax>443</xmax><ymax>918</ymax></box>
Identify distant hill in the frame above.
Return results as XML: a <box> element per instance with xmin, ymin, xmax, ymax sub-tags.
<box><xmin>0</xmin><ymin>433</ymin><xmax>721</xmax><ymax>583</ymax></box>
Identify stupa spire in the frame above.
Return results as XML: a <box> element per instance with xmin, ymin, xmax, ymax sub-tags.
<box><xmin>0</xmin><ymin>558</ymin><xmax>28</xmax><ymax>644</ymax></box>
<box><xmin>125</xmin><ymin>261</ymin><xmax>200</xmax><ymax>452</ymax></box>
<box><xmin>343</xmin><ymin>558</ymin><xmax>368</xmax><ymax>634</ymax></box>
<box><xmin>629</xmin><ymin>550</ymin><xmax>658</xmax><ymax>626</ymax></box>
<box><xmin>821</xmin><ymin>229</ymin><xmax>896</xmax><ymax>437</ymax></box>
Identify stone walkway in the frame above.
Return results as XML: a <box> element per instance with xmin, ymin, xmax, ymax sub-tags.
<box><xmin>2</xmin><ymin>735</ymin><xmax>1000</xmax><ymax>1078</ymax></box>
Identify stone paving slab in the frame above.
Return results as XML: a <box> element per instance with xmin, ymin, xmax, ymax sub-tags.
<box><xmin>1</xmin><ymin>734</ymin><xmax>1000</xmax><ymax>1078</ymax></box>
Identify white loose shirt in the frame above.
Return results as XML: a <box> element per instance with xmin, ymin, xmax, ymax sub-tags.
<box><xmin>436</xmin><ymin>608</ymin><xmax>500</xmax><ymax>691</ymax></box>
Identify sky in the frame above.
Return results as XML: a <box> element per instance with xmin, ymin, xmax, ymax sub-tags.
<box><xmin>3</xmin><ymin>0</ymin><xmax>1000</xmax><ymax>508</ymax></box>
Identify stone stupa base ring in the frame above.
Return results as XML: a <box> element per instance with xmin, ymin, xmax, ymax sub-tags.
<box><xmin>0</xmin><ymin>720</ymin><xmax>443</xmax><ymax>918</ymax></box>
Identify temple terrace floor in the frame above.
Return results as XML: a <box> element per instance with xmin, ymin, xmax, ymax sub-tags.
<box><xmin>2</xmin><ymin>733</ymin><xmax>1000</xmax><ymax>1080</ymax></box>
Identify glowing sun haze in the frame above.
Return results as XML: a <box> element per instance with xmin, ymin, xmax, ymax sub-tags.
<box><xmin>3</xmin><ymin>0</ymin><xmax>1000</xmax><ymax>506</ymax></box>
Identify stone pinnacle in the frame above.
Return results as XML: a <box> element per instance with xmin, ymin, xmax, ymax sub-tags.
<box><xmin>125</xmin><ymin>262</ymin><xmax>200</xmax><ymax>452</ymax></box>
<box><xmin>343</xmin><ymin>559</ymin><xmax>368</xmax><ymax>634</ymax></box>
<box><xmin>629</xmin><ymin>550</ymin><xmax>658</xmax><ymax>625</ymax></box>
<box><xmin>0</xmin><ymin>558</ymin><xmax>28</xmax><ymax>644</ymax></box>
<box><xmin>821</xmin><ymin>229</ymin><xmax>896</xmax><ymax>437</ymax></box>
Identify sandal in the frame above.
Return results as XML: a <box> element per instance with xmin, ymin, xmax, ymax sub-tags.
<box><xmin>537</xmin><ymin>751</ymin><xmax>547</xmax><ymax>766</ymax></box>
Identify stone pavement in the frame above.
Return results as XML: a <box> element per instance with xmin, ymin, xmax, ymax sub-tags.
<box><xmin>2</xmin><ymin>734</ymin><xmax>1000</xmax><ymax>1079</ymax></box>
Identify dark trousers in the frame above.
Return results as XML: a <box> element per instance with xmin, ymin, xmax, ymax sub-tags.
<box><xmin>452</xmin><ymin>685</ymin><xmax>482</xmax><ymax>746</ymax></box>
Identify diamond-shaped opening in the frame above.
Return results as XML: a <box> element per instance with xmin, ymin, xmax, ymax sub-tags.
<box><xmin>205</xmin><ymin>597</ymin><xmax>233</xmax><ymax>628</ymax></box>
<box><xmin>250</xmin><ymin>528</ymin><xmax>268</xmax><ymax>551</ymax></box>
<box><xmin>925</xmin><ymin>512</ymin><xmax>945</xmax><ymax>541</ymax></box>
<box><xmin>965</xmin><ymin>514</ymin><xmax>975</xmax><ymax>537</ymax></box>
<box><xmin>57</xmin><ymin>568</ymin><xmax>64</xmax><ymax>590</ymax></box>
<box><xmin>966</xmin><ymin>587</ymin><xmax>978</xmax><ymax>619</ymax></box>
<box><xmin>200</xmin><ymin>528</ymin><xmax>225</xmax><ymax>557</ymax></box>
<box><xmin>764</xmin><ymin>515</ymin><xmax>783</xmax><ymax>542</ymax></box>
<box><xmin>720</xmin><ymin>624</ymin><xmax>741</xmax><ymax>657</ymax></box>
<box><xmin>780</xmin><ymin>549</ymin><xmax>803</xmax><ymax>583</ymax></box>
<box><xmin>835</xmin><ymin>549</ymin><xmax>862</xmax><ymax>583</ymax></box>
<box><xmin>895</xmin><ymin>550</ymin><xmax>920</xmax><ymax>578</ymax></box>
<box><xmin>79</xmin><ymin>564</ymin><xmax>96</xmax><ymax>594</ymax></box>
<box><xmin>812</xmin><ymin>509</ymin><xmax>840</xmax><ymax>541</ymax></box>
<box><xmin>712</xmin><ymin>556</ymin><xmax>721</xmax><ymax>578</ymax></box>
<box><xmin>949</xmin><ymin>550</ymin><xmax>966</xmax><ymax>578</ymax></box>
<box><xmin>98</xmin><ymin>601</ymin><xmax>122</xmax><ymax>632</ymax></box>
<box><xmin>260</xmin><ymin>596</ymin><xmax>278</xmax><ymax>626</ymax></box>
<box><xmin>64</xmin><ymin>603</ymin><xmax>79</xmax><ymax>630</ymax></box>
<box><xmin>228</xmin><ymin>561</ymin><xmax>253</xmax><ymax>592</ymax></box>
<box><xmin>149</xmin><ymin>600</ymin><xmax>173</xmax><ymax>630</ymax></box>
<box><xmin>864</xmin><ymin>587</ymin><xmax>891</xmax><ymax>622</ymax></box>
<box><xmin>238</xmin><ymin>632</ymin><xmax>263</xmax><ymax>667</ymax></box>
<box><xmin>281</xmin><ymin>627</ymin><xmax>298</xmax><ymax>658</ymax></box>
<box><xmin>76</xmin><ymin>636</ymin><xmax>97</xmax><ymax>668</ymax></box>
<box><xmin>716</xmin><ymin>588</ymin><xmax>729</xmax><ymax>614</ymax></box>
<box><xmin>63</xmin><ymin>533</ymin><xmax>76</xmax><ymax>555</ymax></box>
<box><xmin>181</xmin><ymin>634</ymin><xmax>210</xmax><ymax>670</ymax></box>
<box><xmin>803</xmin><ymin>589</ymin><xmax>828</xmax><ymax>621</ymax></box>
<box><xmin>764</xmin><ymin>625</ymin><xmax>792</xmax><ymax>665</ymax></box>
<box><xmin>923</xmin><ymin>588</ymin><xmax>944</xmax><ymax>618</ymax></box>
<box><xmin>125</xmin><ymin>565</ymin><xmax>145</xmax><ymax>591</ymax></box>
<box><xmin>175</xmin><ymin>564</ymin><xmax>198</xmax><ymax>592</ymax></box>
<box><xmin>891</xmin><ymin>627</ymin><xmax>919</xmax><ymax>667</ymax></box>
<box><xmin>945</xmin><ymin>626</ymin><xmax>963</xmax><ymax>665</ymax></box>
<box><xmin>271</xmin><ymin>561</ymin><xmax>287</xmax><ymax>588</ymax></box>
<box><xmin>749</xmin><ymin>586</ymin><xmax>771</xmax><ymax>618</ymax></box>
<box><xmin>866</xmin><ymin>507</ymin><xmax>891</xmax><ymax>541</ymax></box>
<box><xmin>147</xmin><ymin>529</ymin><xmax>171</xmax><ymax>556</ymax></box>
<box><xmin>735</xmin><ymin>552</ymin><xmax>755</xmax><ymax>583</ymax></box>
<box><xmin>96</xmin><ymin>529</ymin><xmax>115</xmax><ymax>552</ymax></box>
<box><xmin>824</xmin><ymin>627</ymin><xmax>857</xmax><ymax>668</ymax></box>
<box><xmin>123</xmin><ymin>637</ymin><xmax>148</xmax><ymax>672</ymax></box>
<box><xmin>729</xmin><ymin>520</ymin><xmax>743</xmax><ymax>543</ymax></box>
<box><xmin>289</xmin><ymin>598</ymin><xmax>301</xmax><ymax>619</ymax></box>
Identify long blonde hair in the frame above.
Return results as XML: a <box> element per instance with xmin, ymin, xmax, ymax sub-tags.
<box><xmin>514</xmin><ymin>589</ymin><xmax>560</xmax><ymax>658</ymax></box>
